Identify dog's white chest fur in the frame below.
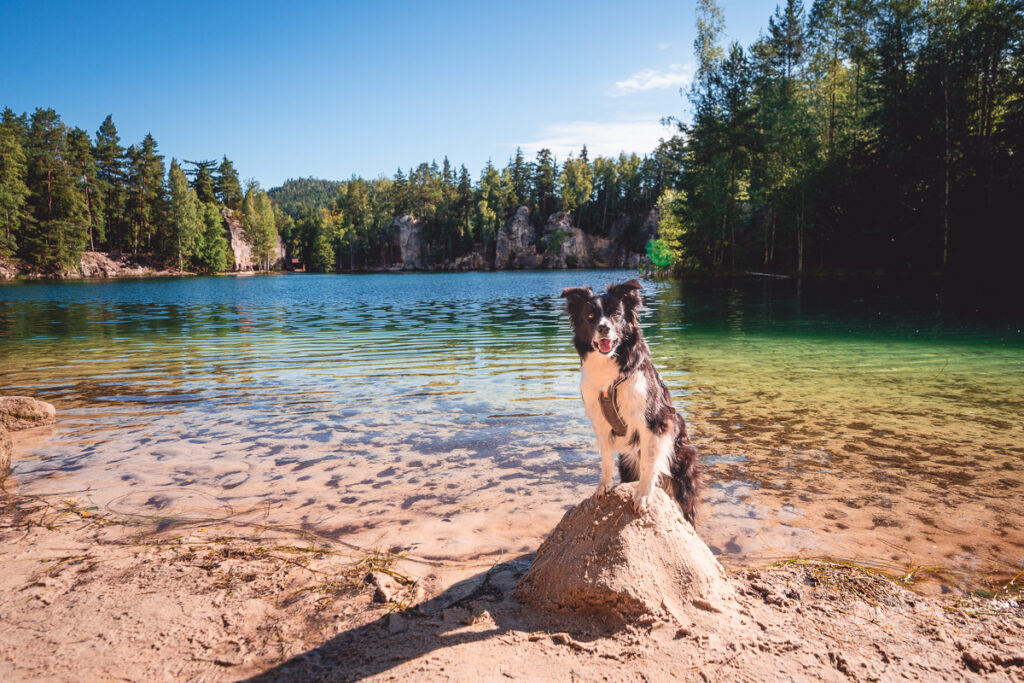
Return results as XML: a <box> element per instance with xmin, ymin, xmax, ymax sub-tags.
<box><xmin>579</xmin><ymin>353</ymin><xmax>648</xmax><ymax>443</ymax></box>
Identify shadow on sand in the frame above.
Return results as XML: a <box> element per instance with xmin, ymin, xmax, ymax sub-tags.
<box><xmin>247</xmin><ymin>554</ymin><xmax>617</xmax><ymax>682</ymax></box>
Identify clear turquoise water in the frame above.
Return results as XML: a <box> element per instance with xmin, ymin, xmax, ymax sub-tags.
<box><xmin>2</xmin><ymin>272</ymin><xmax>1022</xmax><ymax>590</ymax></box>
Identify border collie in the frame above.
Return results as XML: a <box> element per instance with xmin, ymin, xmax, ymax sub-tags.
<box><xmin>561</xmin><ymin>279</ymin><xmax>700</xmax><ymax>525</ymax></box>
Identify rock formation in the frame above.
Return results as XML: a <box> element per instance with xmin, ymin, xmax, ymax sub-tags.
<box><xmin>539</xmin><ymin>213</ymin><xmax>648</xmax><ymax>269</ymax></box>
<box><xmin>0</xmin><ymin>396</ymin><xmax>57</xmax><ymax>431</ymax></box>
<box><xmin>391</xmin><ymin>215</ymin><xmax>425</xmax><ymax>270</ymax></box>
<box><xmin>516</xmin><ymin>484</ymin><xmax>735</xmax><ymax>627</ymax></box>
<box><xmin>221</xmin><ymin>208</ymin><xmax>286</xmax><ymax>271</ymax></box>
<box><xmin>494</xmin><ymin>207</ymin><xmax>538</xmax><ymax>269</ymax></box>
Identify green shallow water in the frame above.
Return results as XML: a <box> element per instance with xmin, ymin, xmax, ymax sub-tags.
<box><xmin>1</xmin><ymin>272</ymin><xmax>1022</xmax><ymax>592</ymax></box>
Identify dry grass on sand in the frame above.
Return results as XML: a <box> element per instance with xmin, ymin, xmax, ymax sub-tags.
<box><xmin>0</xmin><ymin>492</ymin><xmax>1022</xmax><ymax>682</ymax></box>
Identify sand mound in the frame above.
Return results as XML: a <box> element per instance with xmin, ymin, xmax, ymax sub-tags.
<box><xmin>516</xmin><ymin>484</ymin><xmax>735</xmax><ymax>627</ymax></box>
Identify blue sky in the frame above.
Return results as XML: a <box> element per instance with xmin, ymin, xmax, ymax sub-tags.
<box><xmin>2</xmin><ymin>1</ymin><xmax>778</xmax><ymax>188</ymax></box>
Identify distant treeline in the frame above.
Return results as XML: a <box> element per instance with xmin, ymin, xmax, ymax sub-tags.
<box><xmin>270</xmin><ymin>146</ymin><xmax>676</xmax><ymax>272</ymax></box>
<box><xmin>0</xmin><ymin>108</ymin><xmax>282</xmax><ymax>273</ymax></box>
<box><xmin>661</xmin><ymin>0</ymin><xmax>1024</xmax><ymax>276</ymax></box>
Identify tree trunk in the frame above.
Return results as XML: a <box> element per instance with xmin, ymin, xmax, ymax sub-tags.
<box><xmin>942</xmin><ymin>35</ymin><xmax>951</xmax><ymax>268</ymax></box>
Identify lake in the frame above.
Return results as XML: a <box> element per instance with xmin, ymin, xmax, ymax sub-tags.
<box><xmin>1</xmin><ymin>271</ymin><xmax>1022</xmax><ymax>593</ymax></box>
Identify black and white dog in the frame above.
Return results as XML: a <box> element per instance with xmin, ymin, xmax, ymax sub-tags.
<box><xmin>562</xmin><ymin>279</ymin><xmax>700</xmax><ymax>525</ymax></box>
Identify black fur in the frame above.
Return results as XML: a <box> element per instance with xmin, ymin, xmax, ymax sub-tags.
<box><xmin>562</xmin><ymin>279</ymin><xmax>702</xmax><ymax>525</ymax></box>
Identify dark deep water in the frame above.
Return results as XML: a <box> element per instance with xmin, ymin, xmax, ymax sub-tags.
<box><xmin>1</xmin><ymin>271</ymin><xmax>1022</xmax><ymax>593</ymax></box>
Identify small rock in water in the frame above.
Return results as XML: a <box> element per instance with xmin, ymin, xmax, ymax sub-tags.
<box><xmin>0</xmin><ymin>424</ymin><xmax>11</xmax><ymax>483</ymax></box>
<box><xmin>0</xmin><ymin>396</ymin><xmax>57</xmax><ymax>431</ymax></box>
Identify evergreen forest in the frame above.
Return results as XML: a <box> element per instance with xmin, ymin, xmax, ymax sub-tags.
<box><xmin>1</xmin><ymin>0</ymin><xmax>1020</xmax><ymax>279</ymax></box>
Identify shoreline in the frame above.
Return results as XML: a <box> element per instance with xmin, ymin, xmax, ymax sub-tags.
<box><xmin>1</xmin><ymin>488</ymin><xmax>1021</xmax><ymax>681</ymax></box>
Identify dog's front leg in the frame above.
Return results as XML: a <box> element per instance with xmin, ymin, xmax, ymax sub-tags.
<box><xmin>633</xmin><ymin>431</ymin><xmax>671</xmax><ymax>512</ymax></box>
<box><xmin>595</xmin><ymin>432</ymin><xmax>616</xmax><ymax>496</ymax></box>
<box><xmin>583</xmin><ymin>392</ymin><xmax>616</xmax><ymax>496</ymax></box>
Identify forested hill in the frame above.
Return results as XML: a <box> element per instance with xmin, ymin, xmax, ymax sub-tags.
<box><xmin>267</xmin><ymin>178</ymin><xmax>343</xmax><ymax>217</ymax></box>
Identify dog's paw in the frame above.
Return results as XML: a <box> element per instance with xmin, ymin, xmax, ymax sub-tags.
<box><xmin>632</xmin><ymin>491</ymin><xmax>652</xmax><ymax>513</ymax></box>
<box><xmin>595</xmin><ymin>480</ymin><xmax>614</xmax><ymax>497</ymax></box>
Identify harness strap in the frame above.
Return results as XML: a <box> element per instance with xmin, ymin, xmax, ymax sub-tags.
<box><xmin>598</xmin><ymin>377</ymin><xmax>629</xmax><ymax>437</ymax></box>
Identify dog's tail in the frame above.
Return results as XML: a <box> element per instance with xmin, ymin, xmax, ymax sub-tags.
<box><xmin>666</xmin><ymin>430</ymin><xmax>700</xmax><ymax>527</ymax></box>
<box><xmin>617</xmin><ymin>415</ymin><xmax>701</xmax><ymax>527</ymax></box>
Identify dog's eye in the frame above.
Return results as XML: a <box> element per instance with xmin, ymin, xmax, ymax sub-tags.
<box><xmin>587</xmin><ymin>313</ymin><xmax>596</xmax><ymax>320</ymax></box>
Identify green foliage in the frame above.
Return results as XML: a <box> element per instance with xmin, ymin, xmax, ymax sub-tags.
<box><xmin>268</xmin><ymin>177</ymin><xmax>344</xmax><ymax>217</ymax></box>
<box><xmin>168</xmin><ymin>159</ymin><xmax>203</xmax><ymax>269</ymax></box>
<box><xmin>646</xmin><ymin>239</ymin><xmax>674</xmax><ymax>268</ymax></box>
<box><xmin>242</xmin><ymin>181</ymin><xmax>278</xmax><ymax>270</ymax></box>
<box><xmin>0</xmin><ymin>116</ymin><xmax>30</xmax><ymax>259</ymax></box>
<box><xmin>216</xmin><ymin>156</ymin><xmax>243</xmax><ymax>210</ymax></box>
<box><xmin>665</xmin><ymin>0</ymin><xmax>1024</xmax><ymax>276</ymax></box>
<box><xmin>539</xmin><ymin>228</ymin><xmax>567</xmax><ymax>255</ymax></box>
<box><xmin>194</xmin><ymin>202</ymin><xmax>230</xmax><ymax>272</ymax></box>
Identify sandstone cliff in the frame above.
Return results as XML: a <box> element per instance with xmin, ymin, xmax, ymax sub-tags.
<box><xmin>494</xmin><ymin>206</ymin><xmax>538</xmax><ymax>269</ymax></box>
<box><xmin>391</xmin><ymin>215</ymin><xmax>426</xmax><ymax>270</ymax></box>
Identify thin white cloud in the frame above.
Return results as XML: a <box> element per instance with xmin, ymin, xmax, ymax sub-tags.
<box><xmin>608</xmin><ymin>63</ymin><xmax>693</xmax><ymax>97</ymax></box>
<box><xmin>657</xmin><ymin>42</ymin><xmax>671</xmax><ymax>51</ymax></box>
<box><xmin>515</xmin><ymin>117</ymin><xmax>676</xmax><ymax>160</ymax></box>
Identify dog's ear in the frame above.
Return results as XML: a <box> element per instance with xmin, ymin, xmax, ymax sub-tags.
<box><xmin>561</xmin><ymin>286</ymin><xmax>593</xmax><ymax>318</ymax></box>
<box><xmin>607</xmin><ymin>279</ymin><xmax>643</xmax><ymax>308</ymax></box>
<box><xmin>561</xmin><ymin>286</ymin><xmax>593</xmax><ymax>303</ymax></box>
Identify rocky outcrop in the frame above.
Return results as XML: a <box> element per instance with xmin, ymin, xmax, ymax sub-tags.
<box><xmin>0</xmin><ymin>396</ymin><xmax>57</xmax><ymax>431</ymax></box>
<box><xmin>221</xmin><ymin>208</ymin><xmax>286</xmax><ymax>271</ymax></box>
<box><xmin>0</xmin><ymin>259</ymin><xmax>17</xmax><ymax>279</ymax></box>
<box><xmin>516</xmin><ymin>484</ymin><xmax>735</xmax><ymax>627</ymax></box>
<box><xmin>495</xmin><ymin>206</ymin><xmax>538</xmax><ymax>269</ymax></box>
<box><xmin>391</xmin><ymin>215</ymin><xmax>425</xmax><ymax>270</ymax></box>
<box><xmin>540</xmin><ymin>213</ymin><xmax>647</xmax><ymax>269</ymax></box>
<box><xmin>452</xmin><ymin>249</ymin><xmax>490</xmax><ymax>271</ymax></box>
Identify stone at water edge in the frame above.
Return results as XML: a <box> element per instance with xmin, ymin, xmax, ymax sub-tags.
<box><xmin>515</xmin><ymin>484</ymin><xmax>736</xmax><ymax>627</ymax></box>
<box><xmin>0</xmin><ymin>396</ymin><xmax>56</xmax><ymax>431</ymax></box>
<box><xmin>0</xmin><ymin>423</ymin><xmax>11</xmax><ymax>483</ymax></box>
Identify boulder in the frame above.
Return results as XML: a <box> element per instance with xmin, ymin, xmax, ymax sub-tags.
<box><xmin>0</xmin><ymin>396</ymin><xmax>56</xmax><ymax>431</ymax></box>
<box><xmin>0</xmin><ymin>424</ymin><xmax>10</xmax><ymax>483</ymax></box>
<box><xmin>516</xmin><ymin>484</ymin><xmax>735</xmax><ymax>627</ymax></box>
<box><xmin>79</xmin><ymin>252</ymin><xmax>122</xmax><ymax>278</ymax></box>
<box><xmin>391</xmin><ymin>215</ymin><xmax>425</xmax><ymax>270</ymax></box>
<box><xmin>494</xmin><ymin>206</ymin><xmax>537</xmax><ymax>270</ymax></box>
<box><xmin>0</xmin><ymin>259</ymin><xmax>19</xmax><ymax>279</ymax></box>
<box><xmin>452</xmin><ymin>251</ymin><xmax>489</xmax><ymax>271</ymax></box>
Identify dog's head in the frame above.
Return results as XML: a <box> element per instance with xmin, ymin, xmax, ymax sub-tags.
<box><xmin>561</xmin><ymin>279</ymin><xmax>643</xmax><ymax>358</ymax></box>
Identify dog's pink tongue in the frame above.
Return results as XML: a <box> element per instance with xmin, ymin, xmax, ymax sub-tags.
<box><xmin>599</xmin><ymin>339</ymin><xmax>612</xmax><ymax>353</ymax></box>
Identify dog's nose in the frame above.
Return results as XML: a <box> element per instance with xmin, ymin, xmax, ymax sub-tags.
<box><xmin>597</xmin><ymin>323</ymin><xmax>609</xmax><ymax>334</ymax></box>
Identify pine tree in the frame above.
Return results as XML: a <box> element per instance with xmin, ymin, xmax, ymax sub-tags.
<box><xmin>0</xmin><ymin>118</ymin><xmax>30</xmax><ymax>259</ymax></box>
<box><xmin>23</xmin><ymin>108</ymin><xmax>88</xmax><ymax>271</ymax></box>
<box><xmin>93</xmin><ymin>115</ymin><xmax>125</xmax><ymax>252</ymax></box>
<box><xmin>533</xmin><ymin>148</ymin><xmax>558</xmax><ymax>220</ymax></box>
<box><xmin>168</xmin><ymin>159</ymin><xmax>203</xmax><ymax>270</ymax></box>
<box><xmin>216</xmin><ymin>156</ymin><xmax>243</xmax><ymax>209</ymax></box>
<box><xmin>66</xmin><ymin>127</ymin><xmax>104</xmax><ymax>252</ymax></box>
<box><xmin>185</xmin><ymin>160</ymin><xmax>218</xmax><ymax>204</ymax></box>
<box><xmin>195</xmin><ymin>202</ymin><xmax>229</xmax><ymax>272</ymax></box>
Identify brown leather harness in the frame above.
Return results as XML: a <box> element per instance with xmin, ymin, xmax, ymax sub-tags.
<box><xmin>598</xmin><ymin>377</ymin><xmax>629</xmax><ymax>437</ymax></box>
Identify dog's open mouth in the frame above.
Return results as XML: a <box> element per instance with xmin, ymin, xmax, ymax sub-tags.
<box><xmin>598</xmin><ymin>338</ymin><xmax>613</xmax><ymax>354</ymax></box>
